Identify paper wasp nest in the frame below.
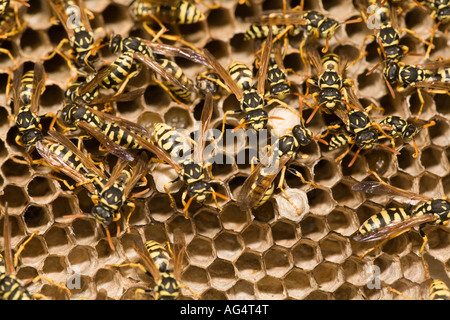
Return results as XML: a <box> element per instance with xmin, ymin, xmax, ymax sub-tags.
<box><xmin>0</xmin><ymin>0</ymin><xmax>449</xmax><ymax>300</ymax></box>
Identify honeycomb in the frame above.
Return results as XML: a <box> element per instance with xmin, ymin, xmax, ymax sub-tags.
<box><xmin>0</xmin><ymin>0</ymin><xmax>449</xmax><ymax>300</ymax></box>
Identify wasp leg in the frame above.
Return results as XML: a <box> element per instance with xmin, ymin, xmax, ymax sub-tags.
<box><xmin>164</xmin><ymin>178</ymin><xmax>180</xmax><ymax>211</ymax></box>
<box><xmin>425</xmin><ymin>21</ymin><xmax>441</xmax><ymax>60</ymax></box>
<box><xmin>387</xmin><ymin>287</ymin><xmax>413</xmax><ymax>300</ymax></box>
<box><xmin>277</xmin><ymin>166</ymin><xmax>303</xmax><ymax>215</ymax></box>
<box><xmin>28</xmin><ymin>275</ymin><xmax>72</xmax><ymax>298</ymax></box>
<box><xmin>182</xmin><ymin>190</ymin><xmax>194</xmax><ymax>219</ymax></box>
<box><xmin>358</xmin><ymin>229</ymin><xmax>411</xmax><ymax>260</ymax></box>
<box><xmin>152</xmin><ymin>78</ymin><xmax>193</xmax><ymax>111</ymax></box>
<box><xmin>13</xmin><ymin>231</ymin><xmax>39</xmax><ymax>267</ymax></box>
<box><xmin>0</xmin><ymin>48</ymin><xmax>18</xmax><ymax>68</ymax></box>
<box><xmin>210</xmin><ymin>109</ymin><xmax>243</xmax><ymax>145</ymax></box>
<box><xmin>106</xmin><ymin>262</ymin><xmax>148</xmax><ymax>274</ymax></box>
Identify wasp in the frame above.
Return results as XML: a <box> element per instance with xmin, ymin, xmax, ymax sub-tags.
<box><xmin>244</xmin><ymin>6</ymin><xmax>361</xmax><ymax>66</ymax></box>
<box><xmin>384</xmin><ymin>58</ymin><xmax>450</xmax><ymax>118</ymax></box>
<box><xmin>305</xmin><ymin>47</ymin><xmax>360</xmax><ymax>124</ymax></box>
<box><xmin>352</xmin><ymin>172</ymin><xmax>450</xmax><ymax>277</ymax></box>
<box><xmin>0</xmin><ymin>5</ymin><xmax>26</xmax><ymax>66</ymax></box>
<box><xmin>195</xmin><ymin>70</ymin><xmax>228</xmax><ymax>99</ymax></box>
<box><xmin>10</xmin><ymin>62</ymin><xmax>46</xmax><ymax>152</ymax></box>
<box><xmin>429</xmin><ymin>279</ymin><xmax>450</xmax><ymax>300</ymax></box>
<box><xmin>0</xmin><ymin>203</ymin><xmax>70</xmax><ymax>299</ymax></box>
<box><xmin>202</xmin><ymin>31</ymin><xmax>280</xmax><ymax>136</ymax></box>
<box><xmin>265</xmin><ymin>42</ymin><xmax>291</xmax><ymax>101</ymax></box>
<box><xmin>47</xmin><ymin>0</ymin><xmax>100</xmax><ymax>72</ymax></box>
<box><xmin>237</xmin><ymin>101</ymin><xmax>321</xmax><ymax>214</ymax></box>
<box><xmin>324</xmin><ymin>89</ymin><xmax>398</xmax><ymax>167</ymax></box>
<box><xmin>90</xmin><ymin>152</ymin><xmax>149</xmax><ymax>231</ymax></box>
<box><xmin>379</xmin><ymin>116</ymin><xmax>436</xmax><ymax>157</ymax></box>
<box><xmin>108</xmin><ymin>230</ymin><xmax>199</xmax><ymax>300</ymax></box>
<box><xmin>108</xmin><ymin>34</ymin><xmax>208</xmax><ymax>106</ymax></box>
<box><xmin>130</xmin><ymin>0</ymin><xmax>205</xmax><ymax>25</ymax></box>
<box><xmin>149</xmin><ymin>92</ymin><xmax>229</xmax><ymax>217</ymax></box>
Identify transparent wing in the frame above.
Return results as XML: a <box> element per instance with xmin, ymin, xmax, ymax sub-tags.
<box><xmin>352</xmin><ymin>181</ymin><xmax>432</xmax><ymax>201</ymax></box>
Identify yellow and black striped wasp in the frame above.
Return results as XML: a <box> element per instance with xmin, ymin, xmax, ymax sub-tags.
<box><xmin>304</xmin><ymin>46</ymin><xmax>361</xmax><ymax>124</ymax></box>
<box><xmin>46</xmin><ymin>0</ymin><xmax>100</xmax><ymax>72</ymax></box>
<box><xmin>108</xmin><ymin>34</ymin><xmax>208</xmax><ymax>106</ymax></box>
<box><xmin>265</xmin><ymin>41</ymin><xmax>291</xmax><ymax>101</ymax></box>
<box><xmin>108</xmin><ymin>230</ymin><xmax>199</xmax><ymax>300</ymax></box>
<box><xmin>379</xmin><ymin>115</ymin><xmax>436</xmax><ymax>157</ymax></box>
<box><xmin>10</xmin><ymin>62</ymin><xmax>46</xmax><ymax>153</ymax></box>
<box><xmin>0</xmin><ymin>4</ymin><xmax>27</xmax><ymax>66</ymax></box>
<box><xmin>201</xmin><ymin>31</ymin><xmax>282</xmax><ymax>136</ymax></box>
<box><xmin>130</xmin><ymin>0</ymin><xmax>205</xmax><ymax>26</ymax></box>
<box><xmin>429</xmin><ymin>279</ymin><xmax>450</xmax><ymax>300</ymax></box>
<box><xmin>0</xmin><ymin>0</ymin><xmax>29</xmax><ymax>16</ymax></box>
<box><xmin>237</xmin><ymin>99</ymin><xmax>321</xmax><ymax>214</ymax></box>
<box><xmin>0</xmin><ymin>203</ymin><xmax>71</xmax><ymax>299</ymax></box>
<box><xmin>244</xmin><ymin>5</ymin><xmax>361</xmax><ymax>66</ymax></box>
<box><xmin>351</xmin><ymin>172</ymin><xmax>450</xmax><ymax>277</ymax></box>
<box><xmin>384</xmin><ymin>58</ymin><xmax>450</xmax><ymax>118</ymax></box>
<box><xmin>90</xmin><ymin>152</ymin><xmax>149</xmax><ymax>232</ymax></box>
<box><xmin>148</xmin><ymin>92</ymin><xmax>229</xmax><ymax>217</ymax></box>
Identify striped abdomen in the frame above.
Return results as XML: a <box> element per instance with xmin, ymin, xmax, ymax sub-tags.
<box><xmin>0</xmin><ymin>274</ymin><xmax>32</xmax><ymax>300</ymax></box>
<box><xmin>430</xmin><ymin>279</ymin><xmax>450</xmax><ymax>300</ymax></box>
<box><xmin>357</xmin><ymin>207</ymin><xmax>411</xmax><ymax>239</ymax></box>
<box><xmin>145</xmin><ymin>240</ymin><xmax>171</xmax><ymax>273</ymax></box>
<box><xmin>228</xmin><ymin>62</ymin><xmax>253</xmax><ymax>91</ymax></box>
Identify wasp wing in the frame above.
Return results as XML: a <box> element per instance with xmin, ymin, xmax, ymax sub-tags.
<box><xmin>139</xmin><ymin>40</ymin><xmax>208</xmax><ymax>66</ymax></box>
<box><xmin>30</xmin><ymin>63</ymin><xmax>46</xmax><ymax>115</ymax></box>
<box><xmin>354</xmin><ymin>213</ymin><xmax>436</xmax><ymax>242</ymax></box>
<box><xmin>257</xmin><ymin>29</ymin><xmax>273</xmax><ymax>95</ymax></box>
<box><xmin>132</xmin><ymin>235</ymin><xmax>161</xmax><ymax>283</ymax></box>
<box><xmin>237</xmin><ymin>154</ymin><xmax>291</xmax><ymax>211</ymax></box>
<box><xmin>2</xmin><ymin>203</ymin><xmax>15</xmax><ymax>275</ymax></box>
<box><xmin>171</xmin><ymin>228</ymin><xmax>186</xmax><ymax>281</ymax></box>
<box><xmin>202</xmin><ymin>48</ymin><xmax>244</xmax><ymax>100</ymax></box>
<box><xmin>352</xmin><ymin>181</ymin><xmax>432</xmax><ymax>201</ymax></box>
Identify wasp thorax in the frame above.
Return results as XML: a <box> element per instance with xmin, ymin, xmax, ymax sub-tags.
<box><xmin>109</xmin><ymin>34</ymin><xmax>123</xmax><ymax>54</ymax></box>
<box><xmin>91</xmin><ymin>205</ymin><xmax>114</xmax><ymax>226</ymax></box>
<box><xmin>355</xmin><ymin>129</ymin><xmax>378</xmax><ymax>149</ymax></box>
<box><xmin>292</xmin><ymin>125</ymin><xmax>312</xmax><ymax>146</ymax></box>
<box><xmin>181</xmin><ymin>162</ymin><xmax>204</xmax><ymax>183</ymax></box>
<box><xmin>187</xmin><ymin>180</ymin><xmax>212</xmax><ymax>203</ymax></box>
<box><xmin>243</xmin><ymin>109</ymin><xmax>268</xmax><ymax>132</ymax></box>
<box><xmin>242</xmin><ymin>90</ymin><xmax>264</xmax><ymax>111</ymax></box>
<box><xmin>318</xmin><ymin>19</ymin><xmax>340</xmax><ymax>38</ymax></box>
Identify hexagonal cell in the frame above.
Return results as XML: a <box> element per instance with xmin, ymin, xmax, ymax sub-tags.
<box><xmin>263</xmin><ymin>246</ymin><xmax>293</xmax><ymax>278</ymax></box>
<box><xmin>101</xmin><ymin>3</ymin><xmax>132</xmax><ymax>34</ymax></box>
<box><xmin>66</xmin><ymin>274</ymin><xmax>97</xmax><ymax>300</ymax></box>
<box><xmin>220</xmin><ymin>203</ymin><xmax>251</xmax><ymax>232</ymax></box>
<box><xmin>16</xmin><ymin>235</ymin><xmax>47</xmax><ymax>268</ymax></box>
<box><xmin>207</xmin><ymin>8</ymin><xmax>235</xmax><ymax>41</ymax></box>
<box><xmin>235</xmin><ymin>250</ymin><xmax>264</xmax><ymax>282</ymax></box>
<box><xmin>342</xmin><ymin>257</ymin><xmax>370</xmax><ymax>287</ymax></box>
<box><xmin>182</xmin><ymin>265</ymin><xmax>210</xmax><ymax>296</ymax></box>
<box><xmin>207</xmin><ymin>259</ymin><xmax>236</xmax><ymax>291</ymax></box>
<box><xmin>26</xmin><ymin>176</ymin><xmax>57</xmax><ymax>204</ymax></box>
<box><xmin>327</xmin><ymin>206</ymin><xmax>359</xmax><ymax>237</ymax></box>
<box><xmin>313</xmin><ymin>262</ymin><xmax>344</xmax><ymax>293</ymax></box>
<box><xmin>387</xmin><ymin>279</ymin><xmax>423</xmax><ymax>300</ymax></box>
<box><xmin>300</xmin><ymin>215</ymin><xmax>328</xmax><ymax>241</ymax></box>
<box><xmin>252</xmin><ymin>200</ymin><xmax>276</xmax><ymax>223</ymax></box>
<box><xmin>271</xmin><ymin>220</ymin><xmax>298</xmax><ymax>247</ymax></box>
<box><xmin>397</xmin><ymin>145</ymin><xmax>424</xmax><ymax>176</ymax></box>
<box><xmin>94</xmin><ymin>268</ymin><xmax>123</xmax><ymax>299</ymax></box>
<box><xmin>313</xmin><ymin>159</ymin><xmax>340</xmax><ymax>187</ymax></box>
<box><xmin>41</xmin><ymin>254</ymin><xmax>69</xmax><ymax>284</ymax></box>
<box><xmin>283</xmin><ymin>268</ymin><xmax>316</xmax><ymax>300</ymax></box>
<box><xmin>166</xmin><ymin>215</ymin><xmax>194</xmax><ymax>240</ymax></box>
<box><xmin>23</xmin><ymin>205</ymin><xmax>53</xmax><ymax>232</ymax></box>
<box><xmin>147</xmin><ymin>194</ymin><xmax>176</xmax><ymax>222</ymax></box>
<box><xmin>70</xmin><ymin>217</ymin><xmax>99</xmax><ymax>247</ymax></box>
<box><xmin>400</xmin><ymin>253</ymin><xmax>427</xmax><ymax>284</ymax></box>
<box><xmin>163</xmin><ymin>106</ymin><xmax>193</xmax><ymax>129</ymax></box>
<box><xmin>1</xmin><ymin>158</ymin><xmax>32</xmax><ymax>184</ymax></box>
<box><xmin>374</xmin><ymin>254</ymin><xmax>403</xmax><ymax>285</ymax></box>
<box><xmin>44</xmin><ymin>225</ymin><xmax>72</xmax><ymax>254</ymax></box>
<box><xmin>331</xmin><ymin>181</ymin><xmax>364</xmax><ymax>208</ymax></box>
<box><xmin>201</xmin><ymin>288</ymin><xmax>228</xmax><ymax>300</ymax></box>
<box><xmin>193</xmin><ymin>210</ymin><xmax>222</xmax><ymax>238</ymax></box>
<box><xmin>68</xmin><ymin>245</ymin><xmax>98</xmax><ymax>275</ymax></box>
<box><xmin>306</xmin><ymin>188</ymin><xmax>335</xmax><ymax>216</ymax></box>
<box><xmin>186</xmin><ymin>235</ymin><xmax>216</xmax><ymax>268</ymax></box>
<box><xmin>420</xmin><ymin>146</ymin><xmax>447</xmax><ymax>176</ymax></box>
<box><xmin>408</xmin><ymin>90</ymin><xmax>435</xmax><ymax>120</ymax></box>
<box><xmin>319</xmin><ymin>233</ymin><xmax>351</xmax><ymax>264</ymax></box>
<box><xmin>292</xmin><ymin>239</ymin><xmax>322</xmax><ymax>270</ymax></box>
<box><xmin>334</xmin><ymin>283</ymin><xmax>364</xmax><ymax>300</ymax></box>
<box><xmin>428</xmin><ymin>118</ymin><xmax>450</xmax><ymax>147</ymax></box>
<box><xmin>51</xmin><ymin>195</ymin><xmax>80</xmax><ymax>222</ymax></box>
<box><xmin>241</xmin><ymin>221</ymin><xmax>273</xmax><ymax>253</ymax></box>
<box><xmin>19</xmin><ymin>28</ymin><xmax>50</xmax><ymax>57</ymax></box>
<box><xmin>418</xmin><ymin>172</ymin><xmax>442</xmax><ymax>198</ymax></box>
<box><xmin>364</xmin><ymin>148</ymin><xmax>397</xmax><ymax>177</ymax></box>
<box><xmin>227</xmin><ymin>279</ymin><xmax>255</xmax><ymax>300</ymax></box>
<box><xmin>213</xmin><ymin>231</ymin><xmax>244</xmax><ymax>262</ymax></box>
<box><xmin>427</xmin><ymin>228</ymin><xmax>450</xmax><ymax>263</ymax></box>
<box><xmin>381</xmin><ymin>233</ymin><xmax>410</xmax><ymax>257</ymax></box>
<box><xmin>256</xmin><ymin>275</ymin><xmax>286</xmax><ymax>300</ymax></box>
